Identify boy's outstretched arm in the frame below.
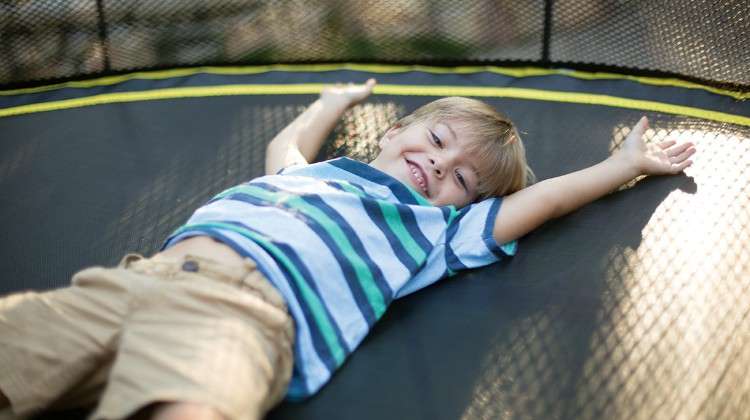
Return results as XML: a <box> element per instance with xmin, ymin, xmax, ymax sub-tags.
<box><xmin>493</xmin><ymin>116</ymin><xmax>696</xmax><ymax>244</ymax></box>
<box><xmin>265</xmin><ymin>79</ymin><xmax>376</xmax><ymax>175</ymax></box>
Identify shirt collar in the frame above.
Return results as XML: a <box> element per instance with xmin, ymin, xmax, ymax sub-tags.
<box><xmin>328</xmin><ymin>157</ymin><xmax>433</xmax><ymax>206</ymax></box>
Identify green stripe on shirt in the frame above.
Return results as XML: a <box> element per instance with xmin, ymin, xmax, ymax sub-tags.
<box><xmin>221</xmin><ymin>185</ymin><xmax>387</xmax><ymax>317</ymax></box>
<box><xmin>333</xmin><ymin>181</ymin><xmax>427</xmax><ymax>266</ymax></box>
<box><xmin>377</xmin><ymin>203</ymin><xmax>427</xmax><ymax>265</ymax></box>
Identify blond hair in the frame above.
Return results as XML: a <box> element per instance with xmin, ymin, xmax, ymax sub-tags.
<box><xmin>394</xmin><ymin>97</ymin><xmax>535</xmax><ymax>199</ymax></box>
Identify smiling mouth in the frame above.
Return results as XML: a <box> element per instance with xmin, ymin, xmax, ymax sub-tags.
<box><xmin>406</xmin><ymin>160</ymin><xmax>429</xmax><ymax>195</ymax></box>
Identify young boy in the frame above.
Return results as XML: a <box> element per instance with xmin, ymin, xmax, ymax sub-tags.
<box><xmin>0</xmin><ymin>79</ymin><xmax>695</xmax><ymax>420</ymax></box>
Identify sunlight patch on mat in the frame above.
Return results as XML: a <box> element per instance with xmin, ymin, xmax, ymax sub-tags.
<box><xmin>581</xmin><ymin>122</ymin><xmax>750</xmax><ymax>419</ymax></box>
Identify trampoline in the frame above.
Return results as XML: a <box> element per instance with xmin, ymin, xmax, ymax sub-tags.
<box><xmin>1</xmin><ymin>1</ymin><xmax>749</xmax><ymax>419</ymax></box>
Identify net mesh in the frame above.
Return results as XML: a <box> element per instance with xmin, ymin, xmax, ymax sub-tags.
<box><xmin>1</xmin><ymin>0</ymin><xmax>747</xmax><ymax>89</ymax></box>
<box><xmin>552</xmin><ymin>0</ymin><xmax>750</xmax><ymax>90</ymax></box>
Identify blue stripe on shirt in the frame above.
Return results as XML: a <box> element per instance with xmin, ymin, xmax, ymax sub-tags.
<box><xmin>445</xmin><ymin>206</ymin><xmax>472</xmax><ymax>272</ymax></box>
<box><xmin>250</xmin><ymin>182</ymin><xmax>390</xmax><ymax>319</ymax></box>
<box><xmin>484</xmin><ymin>199</ymin><xmax>514</xmax><ymax>259</ymax></box>
<box><xmin>227</xmin><ymin>190</ymin><xmax>383</xmax><ymax>325</ymax></box>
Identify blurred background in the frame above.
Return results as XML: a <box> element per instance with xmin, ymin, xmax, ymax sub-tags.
<box><xmin>1</xmin><ymin>0</ymin><xmax>748</xmax><ymax>90</ymax></box>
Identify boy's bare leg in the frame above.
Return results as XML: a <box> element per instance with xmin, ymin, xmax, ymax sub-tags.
<box><xmin>129</xmin><ymin>402</ymin><xmax>227</xmax><ymax>420</ymax></box>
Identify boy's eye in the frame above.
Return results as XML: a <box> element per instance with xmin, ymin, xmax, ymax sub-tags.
<box><xmin>455</xmin><ymin>169</ymin><xmax>468</xmax><ymax>190</ymax></box>
<box><xmin>429</xmin><ymin>131</ymin><xmax>443</xmax><ymax>147</ymax></box>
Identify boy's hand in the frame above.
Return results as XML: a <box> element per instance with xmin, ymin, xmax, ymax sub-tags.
<box><xmin>320</xmin><ymin>79</ymin><xmax>376</xmax><ymax>110</ymax></box>
<box><xmin>618</xmin><ymin>116</ymin><xmax>696</xmax><ymax>176</ymax></box>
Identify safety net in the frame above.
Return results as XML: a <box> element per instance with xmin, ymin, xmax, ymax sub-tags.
<box><xmin>1</xmin><ymin>0</ymin><xmax>748</xmax><ymax>91</ymax></box>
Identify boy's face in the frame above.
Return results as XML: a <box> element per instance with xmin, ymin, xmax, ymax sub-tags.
<box><xmin>369</xmin><ymin>119</ymin><xmax>480</xmax><ymax>208</ymax></box>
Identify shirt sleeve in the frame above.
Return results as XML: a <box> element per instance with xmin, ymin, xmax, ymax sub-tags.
<box><xmin>395</xmin><ymin>197</ymin><xmax>516</xmax><ymax>299</ymax></box>
<box><xmin>444</xmin><ymin>197</ymin><xmax>517</xmax><ymax>274</ymax></box>
<box><xmin>276</xmin><ymin>163</ymin><xmax>308</xmax><ymax>175</ymax></box>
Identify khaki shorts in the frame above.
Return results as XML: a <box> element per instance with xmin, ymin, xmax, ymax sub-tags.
<box><xmin>0</xmin><ymin>253</ymin><xmax>295</xmax><ymax>420</ymax></box>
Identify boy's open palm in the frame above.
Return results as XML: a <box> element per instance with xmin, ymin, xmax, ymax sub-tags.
<box><xmin>621</xmin><ymin>116</ymin><xmax>696</xmax><ymax>176</ymax></box>
<box><xmin>320</xmin><ymin>79</ymin><xmax>377</xmax><ymax>109</ymax></box>
<box><xmin>493</xmin><ymin>115</ymin><xmax>697</xmax><ymax>245</ymax></box>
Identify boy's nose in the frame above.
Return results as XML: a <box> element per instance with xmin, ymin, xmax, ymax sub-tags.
<box><xmin>428</xmin><ymin>158</ymin><xmax>444</xmax><ymax>177</ymax></box>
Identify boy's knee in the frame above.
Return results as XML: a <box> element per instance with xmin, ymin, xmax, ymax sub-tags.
<box><xmin>129</xmin><ymin>401</ymin><xmax>227</xmax><ymax>420</ymax></box>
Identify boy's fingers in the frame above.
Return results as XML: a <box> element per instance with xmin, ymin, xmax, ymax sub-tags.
<box><xmin>672</xmin><ymin>159</ymin><xmax>693</xmax><ymax>173</ymax></box>
<box><xmin>637</xmin><ymin>116</ymin><xmax>648</xmax><ymax>129</ymax></box>
<box><xmin>666</xmin><ymin>142</ymin><xmax>694</xmax><ymax>158</ymax></box>
<box><xmin>629</xmin><ymin>116</ymin><xmax>649</xmax><ymax>137</ymax></box>
<box><xmin>658</xmin><ymin>139</ymin><xmax>677</xmax><ymax>149</ymax></box>
<box><xmin>669</xmin><ymin>146</ymin><xmax>696</xmax><ymax>163</ymax></box>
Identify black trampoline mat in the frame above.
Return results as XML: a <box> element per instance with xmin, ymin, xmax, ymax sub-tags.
<box><xmin>0</xmin><ymin>68</ymin><xmax>748</xmax><ymax>420</ymax></box>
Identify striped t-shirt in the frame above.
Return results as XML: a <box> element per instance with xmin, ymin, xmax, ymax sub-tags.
<box><xmin>161</xmin><ymin>157</ymin><xmax>516</xmax><ymax>400</ymax></box>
